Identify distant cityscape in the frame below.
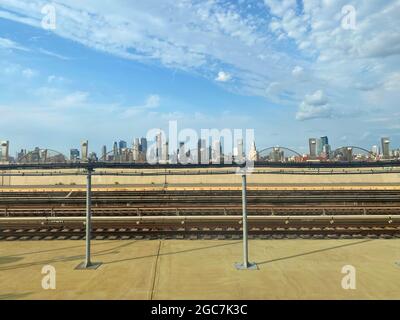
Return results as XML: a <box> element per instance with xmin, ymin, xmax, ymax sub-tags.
<box><xmin>0</xmin><ymin>135</ymin><xmax>399</xmax><ymax>164</ymax></box>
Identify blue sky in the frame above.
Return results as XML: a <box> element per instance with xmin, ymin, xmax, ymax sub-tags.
<box><xmin>0</xmin><ymin>0</ymin><xmax>399</xmax><ymax>156</ymax></box>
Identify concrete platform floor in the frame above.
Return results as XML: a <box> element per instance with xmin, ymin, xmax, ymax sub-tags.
<box><xmin>0</xmin><ymin>239</ymin><xmax>399</xmax><ymax>300</ymax></box>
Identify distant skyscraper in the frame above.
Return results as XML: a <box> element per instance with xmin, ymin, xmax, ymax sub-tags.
<box><xmin>89</xmin><ymin>152</ymin><xmax>98</xmax><ymax>161</ymax></box>
<box><xmin>102</xmin><ymin>145</ymin><xmax>107</xmax><ymax>161</ymax></box>
<box><xmin>70</xmin><ymin>149</ymin><xmax>80</xmax><ymax>161</ymax></box>
<box><xmin>81</xmin><ymin>140</ymin><xmax>88</xmax><ymax>161</ymax></box>
<box><xmin>344</xmin><ymin>147</ymin><xmax>353</xmax><ymax>162</ymax></box>
<box><xmin>309</xmin><ymin>138</ymin><xmax>317</xmax><ymax>158</ymax></box>
<box><xmin>113</xmin><ymin>141</ymin><xmax>118</xmax><ymax>160</ymax></box>
<box><xmin>249</xmin><ymin>141</ymin><xmax>258</xmax><ymax>161</ymax></box>
<box><xmin>236</xmin><ymin>138</ymin><xmax>244</xmax><ymax>163</ymax></box>
<box><xmin>316</xmin><ymin>138</ymin><xmax>323</xmax><ymax>156</ymax></box>
<box><xmin>320</xmin><ymin>136</ymin><xmax>329</xmax><ymax>156</ymax></box>
<box><xmin>371</xmin><ymin>145</ymin><xmax>379</xmax><ymax>156</ymax></box>
<box><xmin>178</xmin><ymin>141</ymin><xmax>185</xmax><ymax>163</ymax></box>
<box><xmin>198</xmin><ymin>139</ymin><xmax>208</xmax><ymax>164</ymax></box>
<box><xmin>322</xmin><ymin>144</ymin><xmax>331</xmax><ymax>159</ymax></box>
<box><xmin>140</xmin><ymin>137</ymin><xmax>147</xmax><ymax>154</ymax></box>
<box><xmin>119</xmin><ymin>140</ymin><xmax>127</xmax><ymax>150</ymax></box>
<box><xmin>381</xmin><ymin>137</ymin><xmax>390</xmax><ymax>159</ymax></box>
<box><xmin>212</xmin><ymin>140</ymin><xmax>221</xmax><ymax>163</ymax></box>
<box><xmin>161</xmin><ymin>140</ymin><xmax>169</xmax><ymax>162</ymax></box>
<box><xmin>17</xmin><ymin>149</ymin><xmax>26</xmax><ymax>162</ymax></box>
<box><xmin>271</xmin><ymin>147</ymin><xmax>284</xmax><ymax>162</ymax></box>
<box><xmin>156</xmin><ymin>132</ymin><xmax>162</xmax><ymax>161</ymax></box>
<box><xmin>133</xmin><ymin>138</ymin><xmax>140</xmax><ymax>161</ymax></box>
<box><xmin>321</xmin><ymin>136</ymin><xmax>329</xmax><ymax>147</ymax></box>
<box><xmin>0</xmin><ymin>141</ymin><xmax>9</xmax><ymax>162</ymax></box>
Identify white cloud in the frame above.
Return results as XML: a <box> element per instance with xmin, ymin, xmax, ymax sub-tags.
<box><xmin>0</xmin><ymin>37</ymin><xmax>29</xmax><ymax>51</ymax></box>
<box><xmin>215</xmin><ymin>71</ymin><xmax>232</xmax><ymax>82</ymax></box>
<box><xmin>304</xmin><ymin>90</ymin><xmax>329</xmax><ymax>106</ymax></box>
<box><xmin>57</xmin><ymin>91</ymin><xmax>89</xmax><ymax>108</ymax></box>
<box><xmin>39</xmin><ymin>48</ymin><xmax>70</xmax><ymax>60</ymax></box>
<box><xmin>33</xmin><ymin>87</ymin><xmax>89</xmax><ymax>108</ymax></box>
<box><xmin>122</xmin><ymin>94</ymin><xmax>161</xmax><ymax>117</ymax></box>
<box><xmin>47</xmin><ymin>75</ymin><xmax>65</xmax><ymax>83</ymax></box>
<box><xmin>292</xmin><ymin>66</ymin><xmax>304</xmax><ymax>78</ymax></box>
<box><xmin>296</xmin><ymin>90</ymin><xmax>332</xmax><ymax>121</ymax></box>
<box><xmin>22</xmin><ymin>68</ymin><xmax>37</xmax><ymax>78</ymax></box>
<box><xmin>0</xmin><ymin>0</ymin><xmax>399</xmax><ymax>129</ymax></box>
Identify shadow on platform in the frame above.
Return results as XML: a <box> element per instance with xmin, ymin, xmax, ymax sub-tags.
<box><xmin>256</xmin><ymin>239</ymin><xmax>372</xmax><ymax>266</ymax></box>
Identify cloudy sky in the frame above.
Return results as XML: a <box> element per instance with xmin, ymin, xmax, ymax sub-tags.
<box><xmin>0</xmin><ymin>0</ymin><xmax>399</xmax><ymax>155</ymax></box>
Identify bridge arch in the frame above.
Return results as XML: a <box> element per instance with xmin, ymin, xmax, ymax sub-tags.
<box><xmin>18</xmin><ymin>148</ymin><xmax>67</xmax><ymax>163</ymax></box>
<box><xmin>258</xmin><ymin>146</ymin><xmax>303</xmax><ymax>159</ymax></box>
<box><xmin>333</xmin><ymin>146</ymin><xmax>374</xmax><ymax>156</ymax></box>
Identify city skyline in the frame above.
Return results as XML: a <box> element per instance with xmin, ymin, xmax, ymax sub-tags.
<box><xmin>2</xmin><ymin>133</ymin><xmax>399</xmax><ymax>164</ymax></box>
<box><xmin>0</xmin><ymin>1</ymin><xmax>399</xmax><ymax>154</ymax></box>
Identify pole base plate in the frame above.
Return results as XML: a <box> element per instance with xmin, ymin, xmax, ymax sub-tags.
<box><xmin>75</xmin><ymin>261</ymin><xmax>102</xmax><ymax>270</ymax></box>
<box><xmin>235</xmin><ymin>262</ymin><xmax>258</xmax><ymax>270</ymax></box>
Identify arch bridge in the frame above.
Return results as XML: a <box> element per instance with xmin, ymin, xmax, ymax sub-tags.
<box><xmin>258</xmin><ymin>146</ymin><xmax>302</xmax><ymax>161</ymax></box>
<box><xmin>18</xmin><ymin>149</ymin><xmax>67</xmax><ymax>163</ymax></box>
<box><xmin>333</xmin><ymin>146</ymin><xmax>375</xmax><ymax>160</ymax></box>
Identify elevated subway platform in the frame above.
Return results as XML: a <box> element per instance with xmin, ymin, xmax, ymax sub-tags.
<box><xmin>0</xmin><ymin>239</ymin><xmax>399</xmax><ymax>300</ymax></box>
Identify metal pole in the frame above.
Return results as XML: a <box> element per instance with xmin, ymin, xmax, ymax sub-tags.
<box><xmin>235</xmin><ymin>172</ymin><xmax>257</xmax><ymax>270</ymax></box>
<box><xmin>76</xmin><ymin>166</ymin><xmax>101</xmax><ymax>270</ymax></box>
<box><xmin>242</xmin><ymin>174</ymin><xmax>248</xmax><ymax>268</ymax></box>
<box><xmin>85</xmin><ymin>169</ymin><xmax>92</xmax><ymax>267</ymax></box>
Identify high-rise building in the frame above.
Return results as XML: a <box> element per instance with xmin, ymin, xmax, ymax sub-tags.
<box><xmin>271</xmin><ymin>147</ymin><xmax>284</xmax><ymax>162</ymax></box>
<box><xmin>248</xmin><ymin>141</ymin><xmax>258</xmax><ymax>161</ymax></box>
<box><xmin>70</xmin><ymin>149</ymin><xmax>80</xmax><ymax>161</ymax></box>
<box><xmin>198</xmin><ymin>139</ymin><xmax>208</xmax><ymax>164</ymax></box>
<box><xmin>81</xmin><ymin>140</ymin><xmax>88</xmax><ymax>161</ymax></box>
<box><xmin>101</xmin><ymin>145</ymin><xmax>107</xmax><ymax>161</ymax></box>
<box><xmin>212</xmin><ymin>140</ymin><xmax>221</xmax><ymax>163</ymax></box>
<box><xmin>113</xmin><ymin>141</ymin><xmax>118</xmax><ymax>160</ymax></box>
<box><xmin>322</xmin><ymin>144</ymin><xmax>331</xmax><ymax>159</ymax></box>
<box><xmin>161</xmin><ymin>141</ymin><xmax>169</xmax><ymax>162</ymax></box>
<box><xmin>316</xmin><ymin>138</ymin><xmax>324</xmax><ymax>156</ymax></box>
<box><xmin>140</xmin><ymin>137</ymin><xmax>147</xmax><ymax>152</ymax></box>
<box><xmin>371</xmin><ymin>145</ymin><xmax>379</xmax><ymax>156</ymax></box>
<box><xmin>344</xmin><ymin>147</ymin><xmax>353</xmax><ymax>162</ymax></box>
<box><xmin>178</xmin><ymin>141</ymin><xmax>185</xmax><ymax>163</ymax></box>
<box><xmin>320</xmin><ymin>136</ymin><xmax>329</xmax><ymax>158</ymax></box>
<box><xmin>236</xmin><ymin>138</ymin><xmax>244</xmax><ymax>163</ymax></box>
<box><xmin>381</xmin><ymin>137</ymin><xmax>390</xmax><ymax>159</ymax></box>
<box><xmin>132</xmin><ymin>138</ymin><xmax>140</xmax><ymax>161</ymax></box>
<box><xmin>156</xmin><ymin>132</ymin><xmax>162</xmax><ymax>161</ymax></box>
<box><xmin>309</xmin><ymin>138</ymin><xmax>317</xmax><ymax>158</ymax></box>
<box><xmin>17</xmin><ymin>149</ymin><xmax>26</xmax><ymax>162</ymax></box>
<box><xmin>0</xmin><ymin>141</ymin><xmax>9</xmax><ymax>162</ymax></box>
<box><xmin>89</xmin><ymin>152</ymin><xmax>98</xmax><ymax>162</ymax></box>
<box><xmin>119</xmin><ymin>140</ymin><xmax>127</xmax><ymax>150</ymax></box>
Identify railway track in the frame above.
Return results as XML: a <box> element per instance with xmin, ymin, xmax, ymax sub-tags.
<box><xmin>1</xmin><ymin>205</ymin><xmax>400</xmax><ymax>217</ymax></box>
<box><xmin>1</xmin><ymin>215</ymin><xmax>400</xmax><ymax>240</ymax></box>
<box><xmin>1</xmin><ymin>189</ymin><xmax>399</xmax><ymax>240</ymax></box>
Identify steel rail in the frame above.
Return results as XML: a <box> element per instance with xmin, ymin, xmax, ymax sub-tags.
<box><xmin>2</xmin><ymin>215</ymin><xmax>399</xmax><ymax>222</ymax></box>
